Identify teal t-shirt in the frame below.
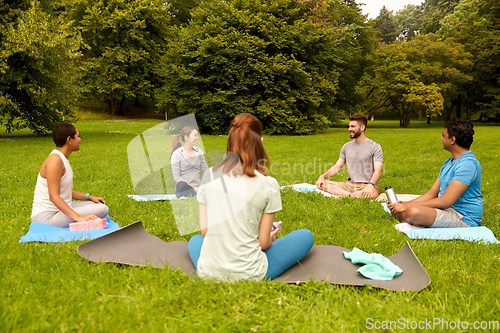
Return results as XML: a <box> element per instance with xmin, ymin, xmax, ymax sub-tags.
<box><xmin>438</xmin><ymin>151</ymin><xmax>483</xmax><ymax>227</ymax></box>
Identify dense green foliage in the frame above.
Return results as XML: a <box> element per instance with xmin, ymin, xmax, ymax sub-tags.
<box><xmin>420</xmin><ymin>0</ymin><xmax>461</xmax><ymax>34</ymax></box>
<box><xmin>0</xmin><ymin>0</ymin><xmax>82</xmax><ymax>134</ymax></box>
<box><xmin>156</xmin><ymin>0</ymin><xmax>345</xmax><ymax>134</ymax></box>
<box><xmin>0</xmin><ymin>0</ymin><xmax>499</xmax><ymax>133</ymax></box>
<box><xmin>372</xmin><ymin>6</ymin><xmax>398</xmax><ymax>44</ymax></box>
<box><xmin>69</xmin><ymin>0</ymin><xmax>171</xmax><ymax>115</ymax></box>
<box><xmin>438</xmin><ymin>0</ymin><xmax>500</xmax><ymax>118</ymax></box>
<box><xmin>327</xmin><ymin>0</ymin><xmax>378</xmax><ymax>114</ymax></box>
<box><xmin>1</xmin><ymin>120</ymin><xmax>499</xmax><ymax>330</ymax></box>
<box><xmin>356</xmin><ymin>42</ymin><xmax>442</xmax><ymax>127</ymax></box>
<box><xmin>406</xmin><ymin>33</ymin><xmax>473</xmax><ymax>120</ymax></box>
<box><xmin>355</xmin><ymin>32</ymin><xmax>475</xmax><ymax>128</ymax></box>
<box><xmin>394</xmin><ymin>4</ymin><xmax>423</xmax><ymax>41</ymax></box>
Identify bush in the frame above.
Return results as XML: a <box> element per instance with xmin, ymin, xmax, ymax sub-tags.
<box><xmin>156</xmin><ymin>0</ymin><xmax>346</xmax><ymax>134</ymax></box>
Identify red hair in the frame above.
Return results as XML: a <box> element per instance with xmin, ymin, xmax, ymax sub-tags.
<box><xmin>214</xmin><ymin>113</ymin><xmax>269</xmax><ymax>177</ymax></box>
<box><xmin>170</xmin><ymin>126</ymin><xmax>196</xmax><ymax>158</ymax></box>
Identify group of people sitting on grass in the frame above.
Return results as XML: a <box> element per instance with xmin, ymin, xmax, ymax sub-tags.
<box><xmin>30</xmin><ymin>113</ymin><xmax>482</xmax><ymax>281</ymax></box>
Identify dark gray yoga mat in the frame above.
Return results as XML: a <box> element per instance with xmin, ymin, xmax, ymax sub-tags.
<box><xmin>78</xmin><ymin>221</ymin><xmax>431</xmax><ymax>291</ymax></box>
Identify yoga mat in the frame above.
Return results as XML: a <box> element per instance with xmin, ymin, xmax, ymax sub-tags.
<box><xmin>78</xmin><ymin>221</ymin><xmax>197</xmax><ymax>277</ymax></box>
<box><xmin>127</xmin><ymin>194</ymin><xmax>180</xmax><ymax>202</ymax></box>
<box><xmin>78</xmin><ymin>222</ymin><xmax>430</xmax><ymax>291</ymax></box>
<box><xmin>274</xmin><ymin>242</ymin><xmax>428</xmax><ymax>291</ymax></box>
<box><xmin>381</xmin><ymin>202</ymin><xmax>500</xmax><ymax>245</ymax></box>
<box><xmin>282</xmin><ymin>183</ymin><xmax>337</xmax><ymax>198</ymax></box>
<box><xmin>19</xmin><ymin>215</ymin><xmax>119</xmax><ymax>243</ymax></box>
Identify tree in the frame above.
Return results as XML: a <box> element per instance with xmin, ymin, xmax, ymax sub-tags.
<box><xmin>373</xmin><ymin>6</ymin><xmax>398</xmax><ymax>44</ymax></box>
<box><xmin>327</xmin><ymin>0</ymin><xmax>378</xmax><ymax>114</ymax></box>
<box><xmin>355</xmin><ymin>42</ymin><xmax>444</xmax><ymax>128</ymax></box>
<box><xmin>420</xmin><ymin>0</ymin><xmax>461</xmax><ymax>34</ymax></box>
<box><xmin>475</xmin><ymin>0</ymin><xmax>500</xmax><ymax>115</ymax></box>
<box><xmin>167</xmin><ymin>0</ymin><xmax>202</xmax><ymax>26</ymax></box>
<box><xmin>156</xmin><ymin>0</ymin><xmax>347</xmax><ymax>135</ymax></box>
<box><xmin>405</xmin><ymin>33</ymin><xmax>473</xmax><ymax>121</ymax></box>
<box><xmin>69</xmin><ymin>0</ymin><xmax>171</xmax><ymax>115</ymax></box>
<box><xmin>438</xmin><ymin>0</ymin><xmax>500</xmax><ymax>117</ymax></box>
<box><xmin>0</xmin><ymin>0</ymin><xmax>83</xmax><ymax>134</ymax></box>
<box><xmin>394</xmin><ymin>4</ymin><xmax>423</xmax><ymax>41</ymax></box>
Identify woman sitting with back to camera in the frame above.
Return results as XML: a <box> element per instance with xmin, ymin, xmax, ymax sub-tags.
<box><xmin>170</xmin><ymin>126</ymin><xmax>209</xmax><ymax>198</ymax></box>
<box><xmin>188</xmin><ymin>113</ymin><xmax>314</xmax><ymax>281</ymax></box>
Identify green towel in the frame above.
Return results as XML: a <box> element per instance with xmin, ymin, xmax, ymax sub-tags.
<box><xmin>343</xmin><ymin>248</ymin><xmax>403</xmax><ymax>281</ymax></box>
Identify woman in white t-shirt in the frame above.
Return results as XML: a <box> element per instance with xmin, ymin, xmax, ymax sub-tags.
<box><xmin>170</xmin><ymin>126</ymin><xmax>209</xmax><ymax>198</ymax></box>
<box><xmin>188</xmin><ymin>113</ymin><xmax>314</xmax><ymax>281</ymax></box>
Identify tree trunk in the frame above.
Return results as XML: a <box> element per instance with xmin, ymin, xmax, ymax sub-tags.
<box><xmin>456</xmin><ymin>97</ymin><xmax>462</xmax><ymax>118</ymax></box>
<box><xmin>402</xmin><ymin>111</ymin><xmax>411</xmax><ymax>128</ymax></box>
<box><xmin>399</xmin><ymin>102</ymin><xmax>412</xmax><ymax>128</ymax></box>
<box><xmin>397</xmin><ymin>105</ymin><xmax>411</xmax><ymax>128</ymax></box>
<box><xmin>443</xmin><ymin>101</ymin><xmax>456</xmax><ymax>122</ymax></box>
<box><xmin>117</xmin><ymin>95</ymin><xmax>126</xmax><ymax>116</ymax></box>
<box><xmin>466</xmin><ymin>99</ymin><xmax>473</xmax><ymax>120</ymax></box>
<box><xmin>394</xmin><ymin>105</ymin><xmax>403</xmax><ymax>127</ymax></box>
<box><xmin>108</xmin><ymin>95</ymin><xmax>118</xmax><ymax>115</ymax></box>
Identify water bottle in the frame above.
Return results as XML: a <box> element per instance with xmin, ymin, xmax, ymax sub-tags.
<box><xmin>385</xmin><ymin>185</ymin><xmax>398</xmax><ymax>204</ymax></box>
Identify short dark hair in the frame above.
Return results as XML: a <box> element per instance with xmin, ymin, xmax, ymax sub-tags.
<box><xmin>349</xmin><ymin>114</ymin><xmax>367</xmax><ymax>128</ymax></box>
<box><xmin>52</xmin><ymin>123</ymin><xmax>77</xmax><ymax>147</ymax></box>
<box><xmin>444</xmin><ymin>118</ymin><xmax>474</xmax><ymax>149</ymax></box>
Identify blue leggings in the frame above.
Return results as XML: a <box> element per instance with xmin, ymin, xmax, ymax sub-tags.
<box><xmin>188</xmin><ymin>229</ymin><xmax>314</xmax><ymax>280</ymax></box>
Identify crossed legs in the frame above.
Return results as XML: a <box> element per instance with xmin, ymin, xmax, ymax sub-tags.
<box><xmin>395</xmin><ymin>205</ymin><xmax>470</xmax><ymax>228</ymax></box>
<box><xmin>188</xmin><ymin>229</ymin><xmax>314</xmax><ymax>280</ymax></box>
<box><xmin>31</xmin><ymin>201</ymin><xmax>109</xmax><ymax>228</ymax></box>
<box><xmin>322</xmin><ymin>180</ymin><xmax>379</xmax><ymax>199</ymax></box>
<box><xmin>394</xmin><ymin>206</ymin><xmax>437</xmax><ymax>227</ymax></box>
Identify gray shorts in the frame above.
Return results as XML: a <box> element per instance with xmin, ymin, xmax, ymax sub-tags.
<box><xmin>432</xmin><ymin>208</ymin><xmax>471</xmax><ymax>228</ymax></box>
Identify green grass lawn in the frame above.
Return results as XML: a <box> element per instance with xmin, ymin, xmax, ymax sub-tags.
<box><xmin>1</xmin><ymin>119</ymin><xmax>499</xmax><ymax>332</ymax></box>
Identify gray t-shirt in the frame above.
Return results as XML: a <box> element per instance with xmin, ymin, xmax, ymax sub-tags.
<box><xmin>339</xmin><ymin>139</ymin><xmax>383</xmax><ymax>183</ymax></box>
<box><xmin>196</xmin><ymin>168</ymin><xmax>282</xmax><ymax>282</ymax></box>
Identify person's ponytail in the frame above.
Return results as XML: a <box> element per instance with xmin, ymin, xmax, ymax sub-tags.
<box><xmin>170</xmin><ymin>134</ymin><xmax>182</xmax><ymax>158</ymax></box>
<box><xmin>214</xmin><ymin>113</ymin><xmax>269</xmax><ymax>177</ymax></box>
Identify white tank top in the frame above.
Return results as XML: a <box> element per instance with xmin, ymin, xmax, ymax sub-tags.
<box><xmin>31</xmin><ymin>149</ymin><xmax>73</xmax><ymax>218</ymax></box>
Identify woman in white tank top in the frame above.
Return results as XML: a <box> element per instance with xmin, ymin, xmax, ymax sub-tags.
<box><xmin>30</xmin><ymin>123</ymin><xmax>109</xmax><ymax>228</ymax></box>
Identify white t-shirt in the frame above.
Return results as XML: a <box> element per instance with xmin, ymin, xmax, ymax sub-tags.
<box><xmin>196</xmin><ymin>168</ymin><xmax>282</xmax><ymax>281</ymax></box>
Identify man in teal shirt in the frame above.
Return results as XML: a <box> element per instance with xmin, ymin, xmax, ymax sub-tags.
<box><xmin>388</xmin><ymin>118</ymin><xmax>482</xmax><ymax>227</ymax></box>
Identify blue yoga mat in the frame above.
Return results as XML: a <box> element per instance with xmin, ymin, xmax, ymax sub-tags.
<box><xmin>298</xmin><ymin>187</ymin><xmax>319</xmax><ymax>193</ymax></box>
<box><xmin>381</xmin><ymin>203</ymin><xmax>499</xmax><ymax>245</ymax></box>
<box><xmin>127</xmin><ymin>194</ymin><xmax>179</xmax><ymax>202</ymax></box>
<box><xmin>295</xmin><ymin>186</ymin><xmax>337</xmax><ymax>198</ymax></box>
<box><xmin>19</xmin><ymin>215</ymin><xmax>120</xmax><ymax>243</ymax></box>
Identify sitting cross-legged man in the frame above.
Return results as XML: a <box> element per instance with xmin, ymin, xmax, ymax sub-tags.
<box><xmin>388</xmin><ymin>118</ymin><xmax>482</xmax><ymax>228</ymax></box>
<box><xmin>316</xmin><ymin>114</ymin><xmax>383</xmax><ymax>198</ymax></box>
<box><xmin>30</xmin><ymin>123</ymin><xmax>108</xmax><ymax>228</ymax></box>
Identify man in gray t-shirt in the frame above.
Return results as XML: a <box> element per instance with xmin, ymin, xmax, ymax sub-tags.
<box><xmin>316</xmin><ymin>114</ymin><xmax>383</xmax><ymax>198</ymax></box>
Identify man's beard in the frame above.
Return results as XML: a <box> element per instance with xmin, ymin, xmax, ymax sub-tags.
<box><xmin>350</xmin><ymin>129</ymin><xmax>361</xmax><ymax>138</ymax></box>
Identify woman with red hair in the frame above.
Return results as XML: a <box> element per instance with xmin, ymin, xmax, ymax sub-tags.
<box><xmin>188</xmin><ymin>113</ymin><xmax>314</xmax><ymax>281</ymax></box>
<box><xmin>170</xmin><ymin>126</ymin><xmax>208</xmax><ymax>197</ymax></box>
